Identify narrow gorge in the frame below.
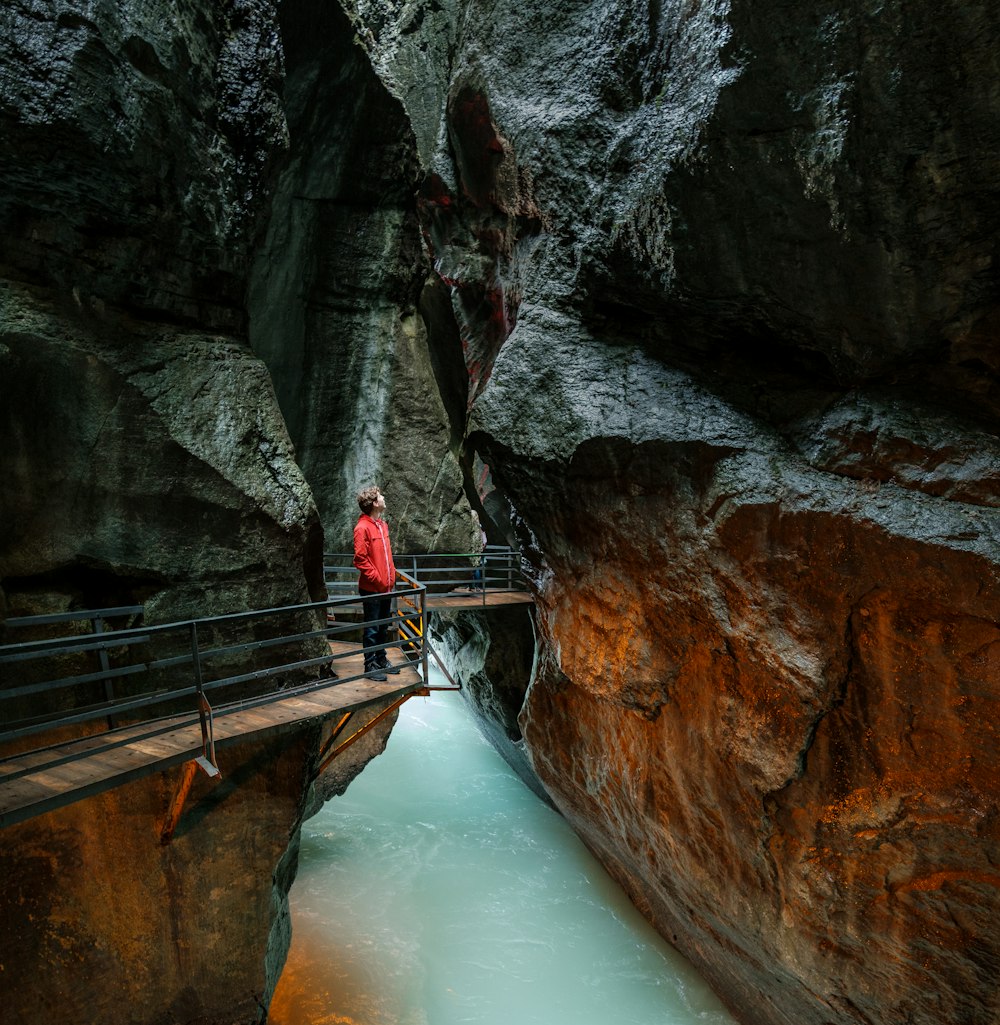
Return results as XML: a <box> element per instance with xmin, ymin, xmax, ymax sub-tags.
<box><xmin>1</xmin><ymin>2</ymin><xmax>998</xmax><ymax>1025</ymax></box>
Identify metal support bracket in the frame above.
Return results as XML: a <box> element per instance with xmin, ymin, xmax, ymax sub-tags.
<box><xmin>314</xmin><ymin>711</ymin><xmax>353</xmax><ymax>767</ymax></box>
<box><xmin>159</xmin><ymin>760</ymin><xmax>199</xmax><ymax>845</ymax></box>
<box><xmin>425</xmin><ymin>640</ymin><xmax>461</xmax><ymax>691</ymax></box>
<box><xmin>196</xmin><ymin>693</ymin><xmax>220</xmax><ymax>777</ymax></box>
<box><xmin>191</xmin><ymin>622</ymin><xmax>220</xmax><ymax>778</ymax></box>
<box><xmin>311</xmin><ymin>694</ymin><xmax>412</xmax><ymax>780</ymax></box>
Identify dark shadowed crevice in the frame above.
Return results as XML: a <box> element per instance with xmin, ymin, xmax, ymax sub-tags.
<box><xmin>448</xmin><ymin>86</ymin><xmax>507</xmax><ymax>208</ymax></box>
<box><xmin>249</xmin><ymin>0</ymin><xmax>426</xmax><ymax>534</ymax></box>
<box><xmin>1</xmin><ymin>565</ymin><xmax>167</xmax><ymax>620</ymax></box>
<box><xmin>419</xmin><ymin>274</ymin><xmax>469</xmax><ymax>449</ymax></box>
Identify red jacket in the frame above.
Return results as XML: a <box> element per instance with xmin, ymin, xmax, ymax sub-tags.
<box><xmin>353</xmin><ymin>514</ymin><xmax>395</xmax><ymax>593</ymax></box>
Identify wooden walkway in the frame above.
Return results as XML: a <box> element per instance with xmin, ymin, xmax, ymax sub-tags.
<box><xmin>425</xmin><ymin>589</ymin><xmax>534</xmax><ymax>610</ymax></box>
<box><xmin>0</xmin><ymin>641</ymin><xmax>425</xmax><ymax>830</ymax></box>
<box><xmin>0</xmin><ymin>587</ymin><xmax>534</xmax><ymax>830</ymax></box>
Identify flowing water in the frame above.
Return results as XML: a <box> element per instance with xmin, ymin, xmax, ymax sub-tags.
<box><xmin>269</xmin><ymin>679</ymin><xmax>737</xmax><ymax>1025</ymax></box>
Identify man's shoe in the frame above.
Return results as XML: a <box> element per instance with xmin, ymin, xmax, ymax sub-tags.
<box><xmin>377</xmin><ymin>654</ymin><xmax>401</xmax><ymax>675</ymax></box>
<box><xmin>365</xmin><ymin>662</ymin><xmax>387</xmax><ymax>682</ymax></box>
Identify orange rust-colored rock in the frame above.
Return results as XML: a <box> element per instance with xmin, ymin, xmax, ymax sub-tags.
<box><xmin>517</xmin><ymin>457</ymin><xmax>1000</xmax><ymax>1025</ymax></box>
<box><xmin>0</xmin><ymin>731</ymin><xmax>319</xmax><ymax>1025</ymax></box>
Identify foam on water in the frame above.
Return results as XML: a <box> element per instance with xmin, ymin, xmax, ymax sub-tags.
<box><xmin>269</xmin><ymin>682</ymin><xmax>736</xmax><ymax>1025</ymax></box>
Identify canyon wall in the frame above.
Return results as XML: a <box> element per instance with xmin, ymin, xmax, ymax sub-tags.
<box><xmin>337</xmin><ymin>2</ymin><xmax>1000</xmax><ymax>1024</ymax></box>
<box><xmin>0</xmin><ymin>706</ymin><xmax>399</xmax><ymax>1025</ymax></box>
<box><xmin>0</xmin><ymin>0</ymin><xmax>322</xmax><ymax>622</ymax></box>
<box><xmin>0</xmin><ymin>730</ymin><xmax>317</xmax><ymax>1025</ymax></box>
<box><xmin>0</xmin><ymin>2</ymin><xmax>434</xmax><ymax>1020</ymax></box>
<box><xmin>0</xmin><ymin>3</ymin><xmax>351</xmax><ymax>1023</ymax></box>
<box><xmin>247</xmin><ymin>0</ymin><xmax>481</xmax><ymax>553</ymax></box>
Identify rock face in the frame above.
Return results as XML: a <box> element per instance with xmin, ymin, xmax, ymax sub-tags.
<box><xmin>0</xmin><ymin>716</ymin><xmax>400</xmax><ymax>1025</ymax></box>
<box><xmin>0</xmin><ymin>0</ymin><xmax>322</xmax><ymax>621</ymax></box>
<box><xmin>248</xmin><ymin>0</ymin><xmax>481</xmax><ymax>553</ymax></box>
<box><xmin>332</xmin><ymin>2</ymin><xmax>1000</xmax><ymax>1024</ymax></box>
<box><xmin>0</xmin><ymin>731</ymin><xmax>317</xmax><ymax>1025</ymax></box>
<box><xmin>0</xmin><ymin>281</ymin><xmax>323</xmax><ymax>623</ymax></box>
<box><xmin>513</xmin><ymin>445</ymin><xmax>999</xmax><ymax>1025</ymax></box>
<box><xmin>0</xmin><ymin>4</ymin><xmax>328</xmax><ymax>1023</ymax></box>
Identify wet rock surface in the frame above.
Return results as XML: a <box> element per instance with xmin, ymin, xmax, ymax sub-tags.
<box><xmin>0</xmin><ymin>0</ymin><xmax>321</xmax><ymax>620</ymax></box>
<box><xmin>0</xmin><ymin>280</ymin><xmax>322</xmax><ymax>623</ymax></box>
<box><xmin>340</xmin><ymin>2</ymin><xmax>1000</xmax><ymax>1023</ymax></box>
<box><xmin>513</xmin><ymin>439</ymin><xmax>1000</xmax><ymax>1025</ymax></box>
<box><xmin>248</xmin><ymin>0</ymin><xmax>479</xmax><ymax>553</ymax></box>
<box><xmin>0</xmin><ymin>0</ymin><xmax>286</xmax><ymax>332</ymax></box>
<box><xmin>0</xmin><ymin>4</ymin><xmax>326</xmax><ymax>1023</ymax></box>
<box><xmin>0</xmin><ymin>730</ymin><xmax>320</xmax><ymax>1025</ymax></box>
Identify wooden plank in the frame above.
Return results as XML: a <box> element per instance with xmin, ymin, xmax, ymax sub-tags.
<box><xmin>269</xmin><ymin>698</ymin><xmax>341</xmax><ymax>718</ymax></box>
<box><xmin>425</xmin><ymin>591</ymin><xmax>533</xmax><ymax>610</ymax></box>
<box><xmin>0</xmin><ymin>651</ymin><xmax>429</xmax><ymax>828</ymax></box>
<box><xmin>29</xmin><ymin>760</ymin><xmax>120</xmax><ymax>793</ymax></box>
<box><xmin>213</xmin><ymin>709</ymin><xmax>272</xmax><ymax>732</ymax></box>
<box><xmin>0</xmin><ymin>778</ymin><xmax>59</xmax><ymax>813</ymax></box>
<box><xmin>130</xmin><ymin>734</ymin><xmax>202</xmax><ymax>760</ymax></box>
<box><xmin>0</xmin><ymin>716</ymin><xmax>194</xmax><ymax>775</ymax></box>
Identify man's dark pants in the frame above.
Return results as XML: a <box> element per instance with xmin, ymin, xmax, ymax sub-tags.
<box><xmin>360</xmin><ymin>589</ymin><xmax>392</xmax><ymax>666</ymax></box>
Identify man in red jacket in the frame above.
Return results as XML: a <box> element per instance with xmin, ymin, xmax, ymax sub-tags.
<box><xmin>353</xmin><ymin>485</ymin><xmax>400</xmax><ymax>681</ymax></box>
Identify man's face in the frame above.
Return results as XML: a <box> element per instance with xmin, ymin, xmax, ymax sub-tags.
<box><xmin>375</xmin><ymin>490</ymin><xmax>386</xmax><ymax>514</ymax></box>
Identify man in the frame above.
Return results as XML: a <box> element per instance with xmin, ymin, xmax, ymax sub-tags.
<box><xmin>353</xmin><ymin>485</ymin><xmax>400</xmax><ymax>681</ymax></box>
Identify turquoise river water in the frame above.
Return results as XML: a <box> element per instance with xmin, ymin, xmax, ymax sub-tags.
<box><xmin>269</xmin><ymin>679</ymin><xmax>737</xmax><ymax>1025</ymax></box>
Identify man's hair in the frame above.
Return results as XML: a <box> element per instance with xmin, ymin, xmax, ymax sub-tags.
<box><xmin>357</xmin><ymin>485</ymin><xmax>382</xmax><ymax>514</ymax></box>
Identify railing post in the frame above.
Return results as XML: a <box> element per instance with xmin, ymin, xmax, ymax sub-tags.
<box><xmin>420</xmin><ymin>583</ymin><xmax>429</xmax><ymax>687</ymax></box>
<box><xmin>190</xmin><ymin>622</ymin><xmax>204</xmax><ymax>696</ymax></box>
<box><xmin>92</xmin><ymin>615</ymin><xmax>117</xmax><ymax>729</ymax></box>
<box><xmin>190</xmin><ymin>622</ymin><xmax>218</xmax><ymax>774</ymax></box>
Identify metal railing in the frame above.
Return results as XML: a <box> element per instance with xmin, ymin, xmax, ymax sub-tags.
<box><xmin>0</xmin><ymin>547</ymin><xmax>528</xmax><ymax>778</ymax></box>
<box><xmin>324</xmin><ymin>545</ymin><xmax>527</xmax><ymax>606</ymax></box>
<box><xmin>0</xmin><ymin>583</ymin><xmax>427</xmax><ymax>760</ymax></box>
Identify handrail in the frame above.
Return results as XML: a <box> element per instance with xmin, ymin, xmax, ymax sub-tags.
<box><xmin>0</xmin><ymin>584</ymin><xmax>427</xmax><ymax>757</ymax></box>
<box><xmin>324</xmin><ymin>545</ymin><xmax>527</xmax><ymax>607</ymax></box>
<box><xmin>0</xmin><ymin>547</ymin><xmax>527</xmax><ymax>774</ymax></box>
<box><xmin>3</xmin><ymin>605</ymin><xmax>144</xmax><ymax>630</ymax></box>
